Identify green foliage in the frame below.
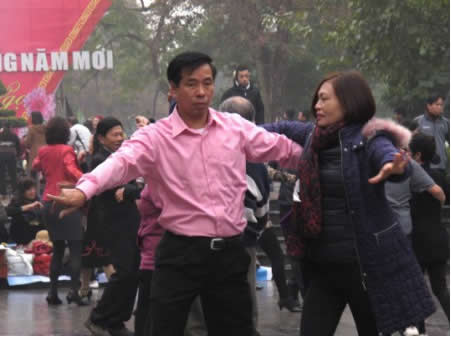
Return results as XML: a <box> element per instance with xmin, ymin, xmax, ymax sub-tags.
<box><xmin>0</xmin><ymin>115</ymin><xmax>27</xmax><ymax>128</ymax></box>
<box><xmin>324</xmin><ymin>0</ymin><xmax>450</xmax><ymax>116</ymax></box>
<box><xmin>64</xmin><ymin>0</ymin><xmax>450</xmax><ymax>121</ymax></box>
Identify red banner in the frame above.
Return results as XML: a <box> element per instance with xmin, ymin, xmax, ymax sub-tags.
<box><xmin>0</xmin><ymin>0</ymin><xmax>112</xmax><ymax>119</ymax></box>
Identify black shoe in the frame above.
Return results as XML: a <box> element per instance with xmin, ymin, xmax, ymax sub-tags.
<box><xmin>84</xmin><ymin>319</ymin><xmax>110</xmax><ymax>336</ymax></box>
<box><xmin>66</xmin><ymin>290</ymin><xmax>89</xmax><ymax>306</ymax></box>
<box><xmin>278</xmin><ymin>297</ymin><xmax>302</xmax><ymax>312</ymax></box>
<box><xmin>46</xmin><ymin>294</ymin><xmax>62</xmax><ymax>305</ymax></box>
<box><xmin>108</xmin><ymin>326</ymin><xmax>134</xmax><ymax>336</ymax></box>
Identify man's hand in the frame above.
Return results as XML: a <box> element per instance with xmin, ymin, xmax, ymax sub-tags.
<box><xmin>115</xmin><ymin>187</ymin><xmax>125</xmax><ymax>203</ymax></box>
<box><xmin>368</xmin><ymin>151</ymin><xmax>408</xmax><ymax>184</ymax></box>
<box><xmin>47</xmin><ymin>189</ymin><xmax>87</xmax><ymax>219</ymax></box>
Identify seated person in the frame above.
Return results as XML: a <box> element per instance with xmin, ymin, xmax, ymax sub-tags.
<box><xmin>6</xmin><ymin>178</ymin><xmax>45</xmax><ymax>245</ymax></box>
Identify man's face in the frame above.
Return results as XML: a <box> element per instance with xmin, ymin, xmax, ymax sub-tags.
<box><xmin>237</xmin><ymin>70</ymin><xmax>250</xmax><ymax>87</ymax></box>
<box><xmin>427</xmin><ymin>97</ymin><xmax>444</xmax><ymax>117</ymax></box>
<box><xmin>171</xmin><ymin>64</ymin><xmax>214</xmax><ymax>119</ymax></box>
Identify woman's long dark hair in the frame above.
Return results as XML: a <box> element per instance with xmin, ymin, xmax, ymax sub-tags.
<box><xmin>93</xmin><ymin>117</ymin><xmax>123</xmax><ymax>154</ymax></box>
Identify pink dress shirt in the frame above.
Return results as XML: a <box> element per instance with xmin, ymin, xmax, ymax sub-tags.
<box><xmin>77</xmin><ymin>108</ymin><xmax>302</xmax><ymax>237</ymax></box>
<box><xmin>137</xmin><ymin>185</ymin><xmax>164</xmax><ymax>271</ymax></box>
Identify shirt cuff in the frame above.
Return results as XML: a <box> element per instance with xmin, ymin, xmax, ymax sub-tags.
<box><xmin>76</xmin><ymin>177</ymin><xmax>98</xmax><ymax>200</ymax></box>
<box><xmin>281</xmin><ymin>143</ymin><xmax>303</xmax><ymax>169</ymax></box>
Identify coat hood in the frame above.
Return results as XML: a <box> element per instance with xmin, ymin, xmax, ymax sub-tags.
<box><xmin>362</xmin><ymin>118</ymin><xmax>411</xmax><ymax>149</ymax></box>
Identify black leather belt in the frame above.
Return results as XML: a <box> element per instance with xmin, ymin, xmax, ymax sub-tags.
<box><xmin>167</xmin><ymin>232</ymin><xmax>241</xmax><ymax>251</ymax></box>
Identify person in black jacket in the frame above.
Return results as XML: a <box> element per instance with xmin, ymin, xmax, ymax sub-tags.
<box><xmin>6</xmin><ymin>178</ymin><xmax>45</xmax><ymax>245</ymax></box>
<box><xmin>0</xmin><ymin>126</ymin><xmax>21</xmax><ymax>199</ymax></box>
<box><xmin>83</xmin><ymin>117</ymin><xmax>142</xmax><ymax>336</ymax></box>
<box><xmin>221</xmin><ymin>64</ymin><xmax>265</xmax><ymax>124</ymax></box>
<box><xmin>409</xmin><ymin>133</ymin><xmax>450</xmax><ymax>335</ymax></box>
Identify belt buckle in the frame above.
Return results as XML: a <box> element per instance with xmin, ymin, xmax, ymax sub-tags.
<box><xmin>210</xmin><ymin>238</ymin><xmax>225</xmax><ymax>251</ymax></box>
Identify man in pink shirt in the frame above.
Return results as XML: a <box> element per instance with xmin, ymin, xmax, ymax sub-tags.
<box><xmin>49</xmin><ymin>52</ymin><xmax>302</xmax><ymax>335</ymax></box>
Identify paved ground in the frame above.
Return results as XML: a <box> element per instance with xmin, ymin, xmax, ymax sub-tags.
<box><xmin>0</xmin><ymin>280</ymin><xmax>448</xmax><ymax>336</ymax></box>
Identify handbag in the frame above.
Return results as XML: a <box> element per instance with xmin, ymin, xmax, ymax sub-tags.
<box><xmin>5</xmin><ymin>248</ymin><xmax>34</xmax><ymax>276</ymax></box>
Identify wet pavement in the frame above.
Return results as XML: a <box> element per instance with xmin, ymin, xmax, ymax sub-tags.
<box><xmin>0</xmin><ymin>280</ymin><xmax>448</xmax><ymax>336</ymax></box>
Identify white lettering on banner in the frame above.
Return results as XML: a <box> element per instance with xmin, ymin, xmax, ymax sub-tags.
<box><xmin>21</xmin><ymin>53</ymin><xmax>34</xmax><ymax>72</ymax></box>
<box><xmin>35</xmin><ymin>49</ymin><xmax>49</xmax><ymax>72</ymax></box>
<box><xmin>92</xmin><ymin>50</ymin><xmax>105</xmax><ymax>70</ymax></box>
<box><xmin>4</xmin><ymin>53</ymin><xmax>17</xmax><ymax>72</ymax></box>
<box><xmin>0</xmin><ymin>50</ymin><xmax>114</xmax><ymax>72</ymax></box>
<box><xmin>50</xmin><ymin>52</ymin><xmax>69</xmax><ymax>71</ymax></box>
<box><xmin>73</xmin><ymin>51</ymin><xmax>91</xmax><ymax>70</ymax></box>
<box><xmin>106</xmin><ymin>49</ymin><xmax>113</xmax><ymax>69</ymax></box>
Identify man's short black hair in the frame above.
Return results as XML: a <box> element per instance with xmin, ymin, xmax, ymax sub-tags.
<box><xmin>167</xmin><ymin>51</ymin><xmax>217</xmax><ymax>87</ymax></box>
<box><xmin>235</xmin><ymin>64</ymin><xmax>249</xmax><ymax>73</ymax></box>
<box><xmin>394</xmin><ymin>106</ymin><xmax>406</xmax><ymax>116</ymax></box>
<box><xmin>45</xmin><ymin>117</ymin><xmax>70</xmax><ymax>145</ymax></box>
<box><xmin>426</xmin><ymin>94</ymin><xmax>445</xmax><ymax>105</ymax></box>
<box><xmin>409</xmin><ymin>132</ymin><xmax>436</xmax><ymax>164</ymax></box>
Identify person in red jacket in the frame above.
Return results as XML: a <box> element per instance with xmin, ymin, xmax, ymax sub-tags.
<box><xmin>32</xmin><ymin>117</ymin><xmax>86</xmax><ymax>306</ymax></box>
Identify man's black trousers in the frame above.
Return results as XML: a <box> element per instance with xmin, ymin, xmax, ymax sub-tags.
<box><xmin>149</xmin><ymin>231</ymin><xmax>254</xmax><ymax>335</ymax></box>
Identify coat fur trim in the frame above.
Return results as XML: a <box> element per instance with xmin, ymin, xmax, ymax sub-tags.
<box><xmin>362</xmin><ymin>118</ymin><xmax>411</xmax><ymax>149</ymax></box>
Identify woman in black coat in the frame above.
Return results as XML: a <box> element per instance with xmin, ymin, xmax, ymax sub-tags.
<box><xmin>82</xmin><ymin>117</ymin><xmax>141</xmax><ymax>336</ymax></box>
<box><xmin>6</xmin><ymin>178</ymin><xmax>45</xmax><ymax>245</ymax></box>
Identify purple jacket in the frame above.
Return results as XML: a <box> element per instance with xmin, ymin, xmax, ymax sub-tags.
<box><xmin>137</xmin><ymin>187</ymin><xmax>164</xmax><ymax>271</ymax></box>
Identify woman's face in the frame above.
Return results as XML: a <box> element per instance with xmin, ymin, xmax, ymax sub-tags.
<box><xmin>24</xmin><ymin>186</ymin><xmax>37</xmax><ymax>200</ymax></box>
<box><xmin>314</xmin><ymin>81</ymin><xmax>345</xmax><ymax>128</ymax></box>
<box><xmin>98</xmin><ymin>125</ymin><xmax>124</xmax><ymax>152</ymax></box>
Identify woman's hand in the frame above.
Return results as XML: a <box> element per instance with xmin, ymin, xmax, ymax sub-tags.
<box><xmin>368</xmin><ymin>151</ymin><xmax>408</xmax><ymax>184</ymax></box>
<box><xmin>22</xmin><ymin>201</ymin><xmax>43</xmax><ymax>212</ymax></box>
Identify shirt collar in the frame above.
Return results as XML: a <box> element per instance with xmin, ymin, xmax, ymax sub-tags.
<box><xmin>170</xmin><ymin>107</ymin><xmax>219</xmax><ymax>138</ymax></box>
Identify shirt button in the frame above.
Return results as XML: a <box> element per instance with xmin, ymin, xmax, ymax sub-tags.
<box><xmin>350</xmin><ymin>210</ymin><xmax>355</xmax><ymax>215</ymax></box>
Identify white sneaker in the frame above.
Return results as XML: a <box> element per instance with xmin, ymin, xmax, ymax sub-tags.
<box><xmin>89</xmin><ymin>280</ymin><xmax>99</xmax><ymax>289</ymax></box>
<box><xmin>403</xmin><ymin>326</ymin><xmax>420</xmax><ymax>336</ymax></box>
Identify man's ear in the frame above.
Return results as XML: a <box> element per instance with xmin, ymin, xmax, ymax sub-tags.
<box><xmin>169</xmin><ymin>82</ymin><xmax>177</xmax><ymax>98</ymax></box>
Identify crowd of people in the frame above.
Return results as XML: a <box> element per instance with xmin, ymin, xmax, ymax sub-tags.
<box><xmin>0</xmin><ymin>51</ymin><xmax>449</xmax><ymax>336</ymax></box>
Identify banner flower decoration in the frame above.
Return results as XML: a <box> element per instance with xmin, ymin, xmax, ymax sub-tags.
<box><xmin>23</xmin><ymin>88</ymin><xmax>56</xmax><ymax>121</ymax></box>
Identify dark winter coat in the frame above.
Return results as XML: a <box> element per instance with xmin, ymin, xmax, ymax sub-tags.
<box><xmin>411</xmin><ymin>167</ymin><xmax>449</xmax><ymax>263</ymax></box>
<box><xmin>7</xmin><ymin>198</ymin><xmax>46</xmax><ymax>245</ymax></box>
<box><xmin>263</xmin><ymin>118</ymin><xmax>435</xmax><ymax>334</ymax></box>
<box><xmin>88</xmin><ymin>147</ymin><xmax>141</xmax><ymax>243</ymax></box>
<box><xmin>221</xmin><ymin>82</ymin><xmax>265</xmax><ymax>124</ymax></box>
